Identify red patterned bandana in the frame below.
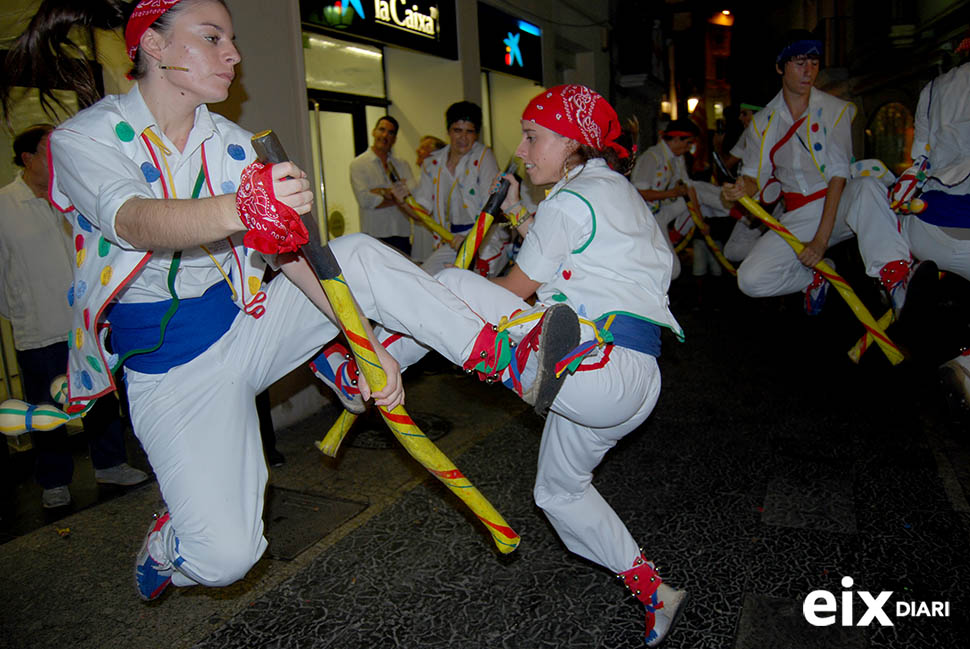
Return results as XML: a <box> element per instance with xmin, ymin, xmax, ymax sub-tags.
<box><xmin>521</xmin><ymin>85</ymin><xmax>629</xmax><ymax>159</ymax></box>
<box><xmin>125</xmin><ymin>0</ymin><xmax>183</xmax><ymax>60</ymax></box>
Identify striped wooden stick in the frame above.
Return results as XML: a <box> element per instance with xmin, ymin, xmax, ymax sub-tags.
<box><xmin>737</xmin><ymin>194</ymin><xmax>904</xmax><ymax>365</ymax></box>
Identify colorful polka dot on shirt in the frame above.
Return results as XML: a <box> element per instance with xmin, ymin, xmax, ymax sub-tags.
<box><xmin>814</xmin><ymin>142</ymin><xmax>822</xmax><ymax>151</ymax></box>
<box><xmin>80</xmin><ymin>370</ymin><xmax>93</xmax><ymax>391</ymax></box>
<box><xmin>222</xmin><ymin>181</ymin><xmax>235</xmax><ymax>194</ymax></box>
<box><xmin>141</xmin><ymin>162</ymin><xmax>161</xmax><ymax>183</ymax></box>
<box><xmin>75</xmin><ymin>328</ymin><xmax>85</xmax><ymax>350</ymax></box>
<box><xmin>67</xmin><ymin>284</ymin><xmax>75</xmax><ymax>307</ymax></box>
<box><xmin>100</xmin><ymin>266</ymin><xmax>113</xmax><ymax>286</ymax></box>
<box><xmin>76</xmin><ymin>249</ymin><xmax>86</xmax><ymax>268</ymax></box>
<box><xmin>248</xmin><ymin>276</ymin><xmax>261</xmax><ymax>295</ymax></box>
<box><xmin>75</xmin><ymin>234</ymin><xmax>84</xmax><ymax>251</ymax></box>
<box><xmin>75</xmin><ymin>280</ymin><xmax>87</xmax><ymax>300</ymax></box>
<box><xmin>77</xmin><ymin>213</ymin><xmax>94</xmax><ymax>232</ymax></box>
<box><xmin>811</xmin><ymin>123</ymin><xmax>819</xmax><ymax>132</ymax></box>
<box><xmin>227</xmin><ymin>144</ymin><xmax>246</xmax><ymax>161</ymax></box>
<box><xmin>115</xmin><ymin>121</ymin><xmax>135</xmax><ymax>142</ymax></box>
<box><xmin>83</xmin><ymin>308</ymin><xmax>90</xmax><ymax>330</ymax></box>
<box><xmin>86</xmin><ymin>356</ymin><xmax>102</xmax><ymax>373</ymax></box>
<box><xmin>98</xmin><ymin>237</ymin><xmax>111</xmax><ymax>257</ymax></box>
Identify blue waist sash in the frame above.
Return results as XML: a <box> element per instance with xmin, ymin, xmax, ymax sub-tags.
<box><xmin>108</xmin><ymin>281</ymin><xmax>238</xmax><ymax>374</ymax></box>
<box><xmin>597</xmin><ymin>312</ymin><xmax>662</xmax><ymax>358</ymax></box>
<box><xmin>916</xmin><ymin>191</ymin><xmax>970</xmax><ymax>228</ymax></box>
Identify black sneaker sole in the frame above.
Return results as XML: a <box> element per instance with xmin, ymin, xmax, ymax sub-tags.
<box><xmin>528</xmin><ymin>304</ymin><xmax>580</xmax><ymax>417</ymax></box>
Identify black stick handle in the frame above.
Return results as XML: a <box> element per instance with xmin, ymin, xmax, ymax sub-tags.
<box><xmin>250</xmin><ymin>130</ymin><xmax>342</xmax><ymax>280</ymax></box>
<box><xmin>482</xmin><ymin>158</ymin><xmax>519</xmax><ymax>218</ymax></box>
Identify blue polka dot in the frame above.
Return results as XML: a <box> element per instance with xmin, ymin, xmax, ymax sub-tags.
<box><xmin>75</xmin><ymin>280</ymin><xmax>87</xmax><ymax>300</ymax></box>
<box><xmin>67</xmin><ymin>285</ymin><xmax>75</xmax><ymax>307</ymax></box>
<box><xmin>813</xmin><ymin>142</ymin><xmax>823</xmax><ymax>151</ymax></box>
<box><xmin>578</xmin><ymin>304</ymin><xmax>588</xmax><ymax>318</ymax></box>
<box><xmin>227</xmin><ymin>144</ymin><xmax>246</xmax><ymax>160</ymax></box>
<box><xmin>80</xmin><ymin>370</ymin><xmax>93</xmax><ymax>390</ymax></box>
<box><xmin>77</xmin><ymin>213</ymin><xmax>94</xmax><ymax>232</ymax></box>
<box><xmin>221</xmin><ymin>180</ymin><xmax>236</xmax><ymax>194</ymax></box>
<box><xmin>141</xmin><ymin>162</ymin><xmax>161</xmax><ymax>183</ymax></box>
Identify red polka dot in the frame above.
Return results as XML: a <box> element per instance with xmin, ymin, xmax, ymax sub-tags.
<box><xmin>473</xmin><ymin>160</ymin><xmax>478</xmax><ymax>166</ymax></box>
<box><xmin>75</xmin><ymin>235</ymin><xmax>84</xmax><ymax>251</ymax></box>
<box><xmin>562</xmin><ymin>269</ymin><xmax>572</xmax><ymax>280</ymax></box>
<box><xmin>811</xmin><ymin>123</ymin><xmax>819</xmax><ymax>132</ymax></box>
<box><xmin>83</xmin><ymin>308</ymin><xmax>90</xmax><ymax>330</ymax></box>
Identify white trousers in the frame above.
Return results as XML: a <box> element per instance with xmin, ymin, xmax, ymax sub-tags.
<box><xmin>724</xmin><ymin>217</ymin><xmax>765</xmax><ymax>262</ymax></box>
<box><xmin>903</xmin><ymin>216</ymin><xmax>970</xmax><ymax>282</ymax></box>
<box><xmin>737</xmin><ymin>177</ymin><xmax>910</xmax><ymax>297</ymax></box>
<box><xmin>382</xmin><ymin>268</ymin><xmax>662</xmax><ymax>573</ymax></box>
<box><xmin>125</xmin><ymin>233</ymin><xmax>489</xmax><ymax>588</ymax></box>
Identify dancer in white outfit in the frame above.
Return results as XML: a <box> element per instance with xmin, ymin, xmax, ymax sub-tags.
<box><xmin>3</xmin><ymin>0</ymin><xmax>574</xmax><ymax>602</ymax></box>
<box><xmin>721</xmin><ymin>32</ymin><xmax>912</xmax><ymax>315</ymax></box>
<box><xmin>374</xmin><ymin>85</ymin><xmax>689</xmax><ymax>647</ymax></box>
<box><xmin>633</xmin><ymin>118</ymin><xmax>732</xmax><ymax>280</ymax></box>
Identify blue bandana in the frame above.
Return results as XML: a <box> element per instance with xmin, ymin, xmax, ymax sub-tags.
<box><xmin>776</xmin><ymin>39</ymin><xmax>823</xmax><ymax>64</ymax></box>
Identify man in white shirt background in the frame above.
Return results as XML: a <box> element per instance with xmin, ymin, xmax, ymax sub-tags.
<box><xmin>0</xmin><ymin>124</ymin><xmax>146</xmax><ymax>509</ymax></box>
<box><xmin>349</xmin><ymin>116</ymin><xmax>414</xmax><ymax>255</ymax></box>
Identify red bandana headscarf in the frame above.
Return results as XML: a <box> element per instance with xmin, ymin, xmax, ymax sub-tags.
<box><xmin>521</xmin><ymin>84</ymin><xmax>629</xmax><ymax>159</ymax></box>
<box><xmin>125</xmin><ymin>0</ymin><xmax>183</xmax><ymax>60</ymax></box>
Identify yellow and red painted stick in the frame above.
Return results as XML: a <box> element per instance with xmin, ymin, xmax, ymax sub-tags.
<box><xmin>736</xmin><ymin>194</ymin><xmax>904</xmax><ymax>365</ymax></box>
<box><xmin>255</xmin><ymin>131</ymin><xmax>519</xmax><ymax>553</ymax></box>
<box><xmin>848</xmin><ymin>309</ymin><xmax>894</xmax><ymax>364</ymax></box>
<box><xmin>318</xmin><ymin>268</ymin><xmax>520</xmax><ymax>553</ymax></box>
<box><xmin>454</xmin><ymin>159</ymin><xmax>518</xmax><ymax>270</ymax></box>
<box><xmin>673</xmin><ymin>226</ymin><xmax>695</xmax><ymax>253</ymax></box>
<box><xmin>685</xmin><ymin>198</ymin><xmax>737</xmax><ymax>276</ymax></box>
<box><xmin>386</xmin><ymin>162</ymin><xmax>454</xmax><ymax>243</ymax></box>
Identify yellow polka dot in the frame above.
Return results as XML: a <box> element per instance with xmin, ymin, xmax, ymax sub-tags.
<box><xmin>75</xmin><ymin>328</ymin><xmax>84</xmax><ymax>349</ymax></box>
<box><xmin>76</xmin><ymin>249</ymin><xmax>86</xmax><ymax>268</ymax></box>
<box><xmin>925</xmin><ymin>144</ymin><xmax>931</xmax><ymax>152</ymax></box>
<box><xmin>100</xmin><ymin>266</ymin><xmax>113</xmax><ymax>286</ymax></box>
<box><xmin>861</xmin><ymin>170</ymin><xmax>870</xmax><ymax>176</ymax></box>
<box><xmin>248</xmin><ymin>276</ymin><xmax>261</xmax><ymax>295</ymax></box>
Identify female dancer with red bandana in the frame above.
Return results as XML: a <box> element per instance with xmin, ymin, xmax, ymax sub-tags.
<box><xmin>379</xmin><ymin>85</ymin><xmax>689</xmax><ymax>646</ymax></box>
<box><xmin>2</xmin><ymin>0</ymin><xmax>575</xmax><ymax>601</ymax></box>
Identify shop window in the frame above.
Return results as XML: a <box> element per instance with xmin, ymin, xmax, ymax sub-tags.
<box><xmin>303</xmin><ymin>33</ymin><xmax>385</xmax><ymax>98</ymax></box>
<box><xmin>867</xmin><ymin>102</ymin><xmax>913</xmax><ymax>175</ymax></box>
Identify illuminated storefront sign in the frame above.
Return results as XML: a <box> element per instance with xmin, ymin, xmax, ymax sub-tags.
<box><xmin>301</xmin><ymin>0</ymin><xmax>457</xmax><ymax>59</ymax></box>
<box><xmin>477</xmin><ymin>3</ymin><xmax>542</xmax><ymax>82</ymax></box>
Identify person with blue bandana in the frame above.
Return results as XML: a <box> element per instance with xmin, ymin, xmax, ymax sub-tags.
<box><xmin>720</xmin><ymin>31</ymin><xmax>912</xmax><ymax>316</ymax></box>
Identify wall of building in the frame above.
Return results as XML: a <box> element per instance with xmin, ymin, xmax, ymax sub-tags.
<box><xmin>384</xmin><ymin>47</ymin><xmax>465</xmax><ymax>179</ymax></box>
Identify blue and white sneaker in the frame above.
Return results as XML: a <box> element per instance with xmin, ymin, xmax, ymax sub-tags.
<box><xmin>134</xmin><ymin>510</ymin><xmax>175</xmax><ymax>601</ymax></box>
<box><xmin>804</xmin><ymin>258</ymin><xmax>834</xmax><ymax>316</ymax></box>
<box><xmin>310</xmin><ymin>342</ymin><xmax>366</xmax><ymax>414</ymax></box>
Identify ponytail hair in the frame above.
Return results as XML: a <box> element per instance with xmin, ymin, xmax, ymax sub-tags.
<box><xmin>1</xmin><ymin>0</ymin><xmax>130</xmax><ymax>122</ymax></box>
<box><xmin>1</xmin><ymin>0</ymin><xmax>226</xmax><ymax>126</ymax></box>
<box><xmin>571</xmin><ymin>116</ymin><xmax>640</xmax><ymax>177</ymax></box>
